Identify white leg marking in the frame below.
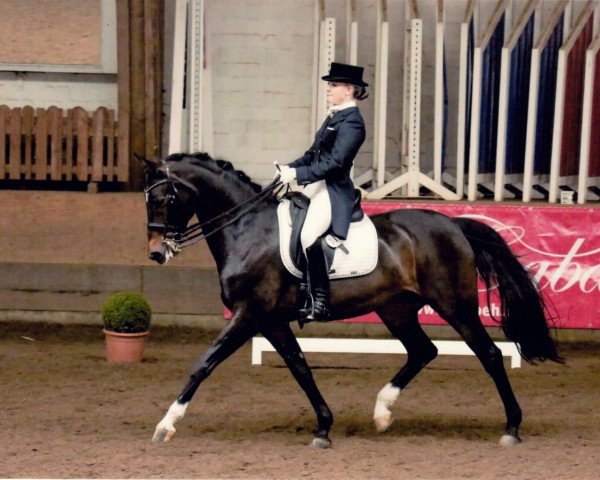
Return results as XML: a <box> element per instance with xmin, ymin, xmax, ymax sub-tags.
<box><xmin>156</xmin><ymin>401</ymin><xmax>188</xmax><ymax>433</ymax></box>
<box><xmin>373</xmin><ymin>383</ymin><xmax>401</xmax><ymax>433</ymax></box>
<box><xmin>499</xmin><ymin>434</ymin><xmax>520</xmax><ymax>447</ymax></box>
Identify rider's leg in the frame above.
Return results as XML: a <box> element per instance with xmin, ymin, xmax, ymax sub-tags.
<box><xmin>300</xmin><ymin>181</ymin><xmax>332</xmax><ymax>320</ymax></box>
<box><xmin>302</xmin><ymin>238</ymin><xmax>331</xmax><ymax>320</ymax></box>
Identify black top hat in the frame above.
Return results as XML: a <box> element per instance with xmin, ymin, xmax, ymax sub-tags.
<box><xmin>321</xmin><ymin>62</ymin><xmax>369</xmax><ymax>87</ymax></box>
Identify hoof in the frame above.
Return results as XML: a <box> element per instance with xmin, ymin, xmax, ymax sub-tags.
<box><xmin>499</xmin><ymin>434</ymin><xmax>521</xmax><ymax>447</ymax></box>
<box><xmin>374</xmin><ymin>412</ymin><xmax>393</xmax><ymax>433</ymax></box>
<box><xmin>152</xmin><ymin>428</ymin><xmax>175</xmax><ymax>444</ymax></box>
<box><xmin>311</xmin><ymin>436</ymin><xmax>332</xmax><ymax>449</ymax></box>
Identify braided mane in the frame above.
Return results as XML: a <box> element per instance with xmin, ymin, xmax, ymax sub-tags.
<box><xmin>166</xmin><ymin>152</ymin><xmax>263</xmax><ymax>193</ymax></box>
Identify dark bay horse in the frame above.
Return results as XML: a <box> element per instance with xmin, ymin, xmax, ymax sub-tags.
<box><xmin>144</xmin><ymin>152</ymin><xmax>560</xmax><ymax>448</ymax></box>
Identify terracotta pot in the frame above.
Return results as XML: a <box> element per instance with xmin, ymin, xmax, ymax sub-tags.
<box><xmin>103</xmin><ymin>329</ymin><xmax>149</xmax><ymax>363</ymax></box>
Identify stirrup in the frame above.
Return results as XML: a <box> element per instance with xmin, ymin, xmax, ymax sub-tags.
<box><xmin>305</xmin><ymin>305</ymin><xmax>330</xmax><ymax>321</ymax></box>
<box><xmin>304</xmin><ymin>289</ymin><xmax>330</xmax><ymax>321</ymax></box>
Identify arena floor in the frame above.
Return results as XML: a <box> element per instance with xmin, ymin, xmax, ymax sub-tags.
<box><xmin>1</xmin><ymin>322</ymin><xmax>598</xmax><ymax>479</ymax></box>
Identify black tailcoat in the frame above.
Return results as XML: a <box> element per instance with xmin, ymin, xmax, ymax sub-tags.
<box><xmin>288</xmin><ymin>107</ymin><xmax>365</xmax><ymax>239</ymax></box>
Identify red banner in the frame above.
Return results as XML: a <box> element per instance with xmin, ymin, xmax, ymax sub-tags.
<box><xmin>344</xmin><ymin>202</ymin><xmax>600</xmax><ymax>329</ymax></box>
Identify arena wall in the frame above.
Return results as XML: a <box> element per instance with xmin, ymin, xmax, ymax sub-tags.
<box><xmin>0</xmin><ymin>191</ymin><xmax>226</xmax><ymax>328</ymax></box>
<box><xmin>1</xmin><ymin>190</ymin><xmax>598</xmax><ymax>343</ymax></box>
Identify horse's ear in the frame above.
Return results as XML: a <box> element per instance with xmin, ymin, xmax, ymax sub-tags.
<box><xmin>135</xmin><ymin>153</ymin><xmax>159</xmax><ymax>173</ymax></box>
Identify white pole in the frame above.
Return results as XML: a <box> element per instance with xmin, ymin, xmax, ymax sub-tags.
<box><xmin>456</xmin><ymin>19</ymin><xmax>471</xmax><ymax>199</ymax></box>
<box><xmin>548</xmin><ymin>49</ymin><xmax>567</xmax><ymax>204</ymax></box>
<box><xmin>187</xmin><ymin>0</ymin><xmax>204</xmax><ymax>153</ymax></box>
<box><xmin>577</xmin><ymin>39</ymin><xmax>600</xmax><ymax>203</ymax></box>
<box><xmin>522</xmin><ymin>48</ymin><xmax>540</xmax><ymax>203</ymax></box>
<box><xmin>346</xmin><ymin>0</ymin><xmax>358</xmax><ymax>65</ymax></box>
<box><xmin>434</xmin><ymin>0</ymin><xmax>444</xmax><ymax>185</ymax></box>
<box><xmin>168</xmin><ymin>0</ymin><xmax>188</xmax><ymax>154</ymax></box>
<box><xmin>468</xmin><ymin>47</ymin><xmax>483</xmax><ymax>201</ymax></box>
<box><xmin>549</xmin><ymin>0</ymin><xmax>595</xmax><ymax>202</ymax></box>
<box><xmin>311</xmin><ymin>0</ymin><xmax>324</xmax><ymax>134</ymax></box>
<box><xmin>522</xmin><ymin>0</ymin><xmax>570</xmax><ymax>202</ymax></box>
<box><xmin>494</xmin><ymin>48</ymin><xmax>510</xmax><ymax>201</ymax></box>
<box><xmin>376</xmin><ymin>0</ymin><xmax>389</xmax><ymax>190</ymax></box>
<box><xmin>318</xmin><ymin>18</ymin><xmax>336</xmax><ymax>123</ymax></box>
<box><xmin>407</xmin><ymin>17</ymin><xmax>422</xmax><ymax>197</ymax></box>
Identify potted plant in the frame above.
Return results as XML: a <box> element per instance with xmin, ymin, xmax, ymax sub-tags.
<box><xmin>102</xmin><ymin>291</ymin><xmax>152</xmax><ymax>363</ymax></box>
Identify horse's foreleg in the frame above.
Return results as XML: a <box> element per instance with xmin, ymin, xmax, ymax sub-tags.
<box><xmin>152</xmin><ymin>313</ymin><xmax>257</xmax><ymax>444</ymax></box>
<box><xmin>260</xmin><ymin>321</ymin><xmax>333</xmax><ymax>449</ymax></box>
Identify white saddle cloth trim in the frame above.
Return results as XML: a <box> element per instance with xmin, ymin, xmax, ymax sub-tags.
<box><xmin>277</xmin><ymin>199</ymin><xmax>378</xmax><ymax>279</ymax></box>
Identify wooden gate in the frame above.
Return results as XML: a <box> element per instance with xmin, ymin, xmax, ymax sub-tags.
<box><xmin>0</xmin><ymin>105</ymin><xmax>127</xmax><ymax>182</ymax></box>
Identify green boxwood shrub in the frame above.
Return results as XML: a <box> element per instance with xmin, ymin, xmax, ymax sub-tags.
<box><xmin>102</xmin><ymin>291</ymin><xmax>151</xmax><ymax>333</ymax></box>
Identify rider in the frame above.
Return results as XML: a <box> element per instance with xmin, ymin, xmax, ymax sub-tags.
<box><xmin>276</xmin><ymin>62</ymin><xmax>368</xmax><ymax>321</ymax></box>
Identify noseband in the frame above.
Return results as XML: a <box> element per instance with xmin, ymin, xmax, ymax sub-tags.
<box><xmin>145</xmin><ymin>171</ymin><xmax>284</xmax><ymax>251</ymax></box>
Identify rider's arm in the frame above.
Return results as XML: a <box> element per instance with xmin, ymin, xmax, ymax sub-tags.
<box><xmin>295</xmin><ymin>115</ymin><xmax>365</xmax><ymax>185</ymax></box>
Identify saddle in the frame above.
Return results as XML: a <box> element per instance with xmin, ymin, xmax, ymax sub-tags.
<box><xmin>277</xmin><ymin>190</ymin><xmax>378</xmax><ymax>280</ymax></box>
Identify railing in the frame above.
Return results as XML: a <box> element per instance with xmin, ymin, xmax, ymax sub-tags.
<box><xmin>0</xmin><ymin>105</ymin><xmax>127</xmax><ymax>183</ymax></box>
<box><xmin>458</xmin><ymin>0</ymin><xmax>599</xmax><ymax>204</ymax></box>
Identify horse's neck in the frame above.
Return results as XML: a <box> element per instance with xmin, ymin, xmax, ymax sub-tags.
<box><xmin>194</xmin><ymin>181</ymin><xmax>255</xmax><ymax>221</ymax></box>
<box><xmin>201</xmin><ymin>203</ymin><xmax>277</xmax><ymax>274</ymax></box>
<box><xmin>190</xmin><ymin>171</ymin><xmax>265</xmax><ymax>270</ymax></box>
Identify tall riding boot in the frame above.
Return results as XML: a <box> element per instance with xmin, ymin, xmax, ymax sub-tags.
<box><xmin>303</xmin><ymin>239</ymin><xmax>331</xmax><ymax>321</ymax></box>
<box><xmin>296</xmin><ymin>271</ymin><xmax>310</xmax><ymax>317</ymax></box>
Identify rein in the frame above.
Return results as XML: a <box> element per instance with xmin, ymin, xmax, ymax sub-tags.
<box><xmin>176</xmin><ymin>178</ymin><xmax>284</xmax><ymax>247</ymax></box>
<box><xmin>146</xmin><ymin>172</ymin><xmax>284</xmax><ymax>251</ymax></box>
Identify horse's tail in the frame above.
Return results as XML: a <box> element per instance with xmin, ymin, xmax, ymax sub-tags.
<box><xmin>452</xmin><ymin>217</ymin><xmax>562</xmax><ymax>363</ymax></box>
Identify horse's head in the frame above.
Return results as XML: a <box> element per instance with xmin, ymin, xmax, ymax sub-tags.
<box><xmin>143</xmin><ymin>152</ymin><xmax>272</xmax><ymax>264</ymax></box>
<box><xmin>143</xmin><ymin>157</ymin><xmax>198</xmax><ymax>264</ymax></box>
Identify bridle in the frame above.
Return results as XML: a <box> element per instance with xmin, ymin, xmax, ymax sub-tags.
<box><xmin>145</xmin><ymin>169</ymin><xmax>284</xmax><ymax>252</ymax></box>
<box><xmin>144</xmin><ymin>177</ymin><xmax>183</xmax><ymax>233</ymax></box>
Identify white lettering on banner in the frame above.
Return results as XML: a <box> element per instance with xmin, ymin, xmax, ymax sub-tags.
<box><xmin>462</xmin><ymin>215</ymin><xmax>600</xmax><ymax>295</ymax></box>
<box><xmin>419</xmin><ymin>303</ymin><xmax>501</xmax><ymax>318</ymax></box>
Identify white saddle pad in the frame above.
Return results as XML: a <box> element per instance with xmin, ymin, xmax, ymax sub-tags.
<box><xmin>277</xmin><ymin>199</ymin><xmax>378</xmax><ymax>280</ymax></box>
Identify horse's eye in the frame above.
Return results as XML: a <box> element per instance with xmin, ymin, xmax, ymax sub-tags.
<box><xmin>148</xmin><ymin>194</ymin><xmax>164</xmax><ymax>208</ymax></box>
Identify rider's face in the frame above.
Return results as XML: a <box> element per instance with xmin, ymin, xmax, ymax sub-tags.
<box><xmin>326</xmin><ymin>82</ymin><xmax>354</xmax><ymax>106</ymax></box>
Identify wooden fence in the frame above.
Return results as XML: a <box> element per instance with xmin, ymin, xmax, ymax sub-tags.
<box><xmin>0</xmin><ymin>105</ymin><xmax>127</xmax><ymax>183</ymax></box>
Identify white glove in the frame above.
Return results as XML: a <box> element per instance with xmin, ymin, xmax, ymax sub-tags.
<box><xmin>278</xmin><ymin>165</ymin><xmax>297</xmax><ymax>185</ymax></box>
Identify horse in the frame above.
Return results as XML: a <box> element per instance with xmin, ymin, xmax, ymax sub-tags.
<box><xmin>143</xmin><ymin>152</ymin><xmax>561</xmax><ymax>449</ymax></box>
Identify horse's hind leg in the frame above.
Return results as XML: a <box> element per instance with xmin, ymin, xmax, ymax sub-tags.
<box><xmin>152</xmin><ymin>310</ymin><xmax>257</xmax><ymax>444</ymax></box>
<box><xmin>260</xmin><ymin>321</ymin><xmax>333</xmax><ymax>448</ymax></box>
<box><xmin>373</xmin><ymin>301</ymin><xmax>438</xmax><ymax>433</ymax></box>
<box><xmin>442</xmin><ymin>302</ymin><xmax>522</xmax><ymax>446</ymax></box>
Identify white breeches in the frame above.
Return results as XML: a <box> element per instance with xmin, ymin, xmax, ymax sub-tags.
<box><xmin>301</xmin><ymin>180</ymin><xmax>332</xmax><ymax>251</ymax></box>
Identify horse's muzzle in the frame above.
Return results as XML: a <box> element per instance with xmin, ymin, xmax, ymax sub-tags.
<box><xmin>149</xmin><ymin>250</ymin><xmax>167</xmax><ymax>264</ymax></box>
<box><xmin>148</xmin><ymin>231</ymin><xmax>169</xmax><ymax>264</ymax></box>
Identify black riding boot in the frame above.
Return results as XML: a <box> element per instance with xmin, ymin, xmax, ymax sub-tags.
<box><xmin>296</xmin><ymin>271</ymin><xmax>309</xmax><ymax>314</ymax></box>
<box><xmin>300</xmin><ymin>239</ymin><xmax>331</xmax><ymax>321</ymax></box>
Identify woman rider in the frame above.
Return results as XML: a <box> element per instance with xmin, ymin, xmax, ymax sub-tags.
<box><xmin>276</xmin><ymin>62</ymin><xmax>368</xmax><ymax>321</ymax></box>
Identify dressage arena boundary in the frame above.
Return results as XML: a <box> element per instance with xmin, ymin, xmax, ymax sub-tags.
<box><xmin>251</xmin><ymin>337</ymin><xmax>522</xmax><ymax>369</ymax></box>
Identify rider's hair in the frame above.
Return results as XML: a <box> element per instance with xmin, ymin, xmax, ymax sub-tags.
<box><xmin>353</xmin><ymin>86</ymin><xmax>368</xmax><ymax>101</ymax></box>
